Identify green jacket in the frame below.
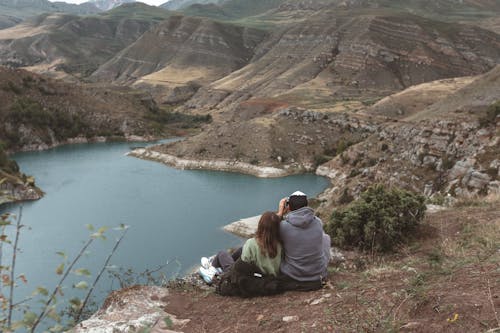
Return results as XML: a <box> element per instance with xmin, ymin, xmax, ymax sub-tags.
<box><xmin>241</xmin><ymin>238</ymin><xmax>281</xmax><ymax>276</ymax></box>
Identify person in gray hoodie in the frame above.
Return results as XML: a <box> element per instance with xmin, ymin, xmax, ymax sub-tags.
<box><xmin>277</xmin><ymin>191</ymin><xmax>331</xmax><ymax>291</ymax></box>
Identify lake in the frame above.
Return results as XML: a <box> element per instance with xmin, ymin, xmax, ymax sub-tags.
<box><xmin>0</xmin><ymin>141</ymin><xmax>329</xmax><ymax>327</ymax></box>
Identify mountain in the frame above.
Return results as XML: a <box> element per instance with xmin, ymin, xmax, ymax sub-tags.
<box><xmin>181</xmin><ymin>11</ymin><xmax>500</xmax><ymax>114</ymax></box>
<box><xmin>172</xmin><ymin>0</ymin><xmax>500</xmax><ymax>29</ymax></box>
<box><xmin>0</xmin><ymin>0</ymin><xmax>101</xmax><ymax>21</ymax></box>
<box><xmin>91</xmin><ymin>14</ymin><xmax>267</xmax><ymax>103</ymax></box>
<box><xmin>86</xmin><ymin>0</ymin><xmax>136</xmax><ymax>11</ymax></box>
<box><xmin>177</xmin><ymin>0</ymin><xmax>287</xmax><ymax>25</ymax></box>
<box><xmin>160</xmin><ymin>0</ymin><xmax>223</xmax><ymax>11</ymax></box>
<box><xmin>0</xmin><ymin>3</ymin><xmax>171</xmax><ymax>77</ymax></box>
<box><xmin>0</xmin><ymin>14</ymin><xmax>21</xmax><ymax>29</ymax></box>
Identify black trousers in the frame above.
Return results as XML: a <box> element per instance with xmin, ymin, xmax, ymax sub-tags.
<box><xmin>212</xmin><ymin>247</ymin><xmax>243</xmax><ymax>272</ymax></box>
<box><xmin>278</xmin><ymin>274</ymin><xmax>322</xmax><ymax>292</ymax></box>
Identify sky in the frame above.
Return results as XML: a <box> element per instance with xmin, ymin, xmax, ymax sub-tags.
<box><xmin>49</xmin><ymin>0</ymin><xmax>168</xmax><ymax>6</ymax></box>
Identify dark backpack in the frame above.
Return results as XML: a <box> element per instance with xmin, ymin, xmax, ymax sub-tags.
<box><xmin>215</xmin><ymin>259</ymin><xmax>282</xmax><ymax>298</ymax></box>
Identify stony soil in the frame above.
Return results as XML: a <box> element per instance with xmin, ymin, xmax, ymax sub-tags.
<box><xmin>164</xmin><ymin>203</ymin><xmax>499</xmax><ymax>333</ymax></box>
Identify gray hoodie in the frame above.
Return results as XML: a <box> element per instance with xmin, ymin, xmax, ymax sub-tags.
<box><xmin>279</xmin><ymin>207</ymin><xmax>329</xmax><ymax>281</ymax></box>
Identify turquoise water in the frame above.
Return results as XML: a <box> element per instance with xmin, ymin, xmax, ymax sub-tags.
<box><xmin>0</xmin><ymin>141</ymin><xmax>329</xmax><ymax>324</ymax></box>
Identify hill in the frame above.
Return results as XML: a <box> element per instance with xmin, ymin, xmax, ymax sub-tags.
<box><xmin>181</xmin><ymin>11</ymin><xmax>500</xmax><ymax>113</ymax></box>
<box><xmin>172</xmin><ymin>0</ymin><xmax>500</xmax><ymax>29</ymax></box>
<box><xmin>0</xmin><ymin>14</ymin><xmax>21</xmax><ymax>29</ymax></box>
<box><xmin>0</xmin><ymin>3</ymin><xmax>171</xmax><ymax>78</ymax></box>
<box><xmin>314</xmin><ymin>65</ymin><xmax>499</xmax><ymax>207</ymax></box>
<box><xmin>359</xmin><ymin>76</ymin><xmax>476</xmax><ymax>119</ymax></box>
<box><xmin>91</xmin><ymin>14</ymin><xmax>267</xmax><ymax>103</ymax></box>
<box><xmin>0</xmin><ymin>66</ymin><xmax>161</xmax><ymax>151</ymax></box>
<box><xmin>0</xmin><ymin>0</ymin><xmax>101</xmax><ymax>21</ymax></box>
<box><xmin>160</xmin><ymin>0</ymin><xmax>223</xmax><ymax>11</ymax></box>
<box><xmin>86</xmin><ymin>0</ymin><xmax>136</xmax><ymax>11</ymax></box>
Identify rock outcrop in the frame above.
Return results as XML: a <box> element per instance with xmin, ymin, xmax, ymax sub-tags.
<box><xmin>0</xmin><ymin>172</ymin><xmax>42</xmax><ymax>205</ymax></box>
<box><xmin>316</xmin><ymin>66</ymin><xmax>500</xmax><ymax>207</ymax></box>
<box><xmin>74</xmin><ymin>286</ymin><xmax>189</xmax><ymax>333</ymax></box>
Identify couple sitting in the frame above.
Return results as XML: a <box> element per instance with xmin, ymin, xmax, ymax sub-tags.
<box><xmin>200</xmin><ymin>191</ymin><xmax>331</xmax><ymax>295</ymax></box>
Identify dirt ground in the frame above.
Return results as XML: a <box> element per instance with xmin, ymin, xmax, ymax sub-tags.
<box><xmin>165</xmin><ymin>203</ymin><xmax>500</xmax><ymax>333</ymax></box>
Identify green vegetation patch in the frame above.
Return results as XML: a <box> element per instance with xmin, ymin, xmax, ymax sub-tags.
<box><xmin>479</xmin><ymin>101</ymin><xmax>500</xmax><ymax>128</ymax></box>
<box><xmin>0</xmin><ymin>141</ymin><xmax>19</xmax><ymax>174</ymax></box>
<box><xmin>5</xmin><ymin>97</ymin><xmax>90</xmax><ymax>141</ymax></box>
<box><xmin>326</xmin><ymin>184</ymin><xmax>426</xmax><ymax>252</ymax></box>
<box><xmin>145</xmin><ymin>108</ymin><xmax>212</xmax><ymax>133</ymax></box>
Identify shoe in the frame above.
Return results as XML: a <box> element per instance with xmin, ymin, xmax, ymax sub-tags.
<box><xmin>199</xmin><ymin>266</ymin><xmax>218</xmax><ymax>284</ymax></box>
<box><xmin>201</xmin><ymin>257</ymin><xmax>211</xmax><ymax>269</ymax></box>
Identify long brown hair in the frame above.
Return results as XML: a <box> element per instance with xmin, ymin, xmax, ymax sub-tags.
<box><xmin>255</xmin><ymin>211</ymin><xmax>282</xmax><ymax>258</ymax></box>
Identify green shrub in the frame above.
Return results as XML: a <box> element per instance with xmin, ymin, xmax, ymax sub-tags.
<box><xmin>325</xmin><ymin>184</ymin><xmax>426</xmax><ymax>252</ymax></box>
<box><xmin>6</xmin><ymin>98</ymin><xmax>90</xmax><ymax>141</ymax></box>
<box><xmin>479</xmin><ymin>101</ymin><xmax>500</xmax><ymax>127</ymax></box>
<box><xmin>336</xmin><ymin>139</ymin><xmax>353</xmax><ymax>155</ymax></box>
<box><xmin>145</xmin><ymin>110</ymin><xmax>212</xmax><ymax>129</ymax></box>
<box><xmin>0</xmin><ymin>141</ymin><xmax>19</xmax><ymax>174</ymax></box>
<box><xmin>2</xmin><ymin>81</ymin><xmax>22</xmax><ymax>94</ymax></box>
<box><xmin>313</xmin><ymin>154</ymin><xmax>331</xmax><ymax>167</ymax></box>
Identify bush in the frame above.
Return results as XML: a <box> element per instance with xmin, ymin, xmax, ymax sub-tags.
<box><xmin>0</xmin><ymin>141</ymin><xmax>19</xmax><ymax>174</ymax></box>
<box><xmin>313</xmin><ymin>154</ymin><xmax>331</xmax><ymax>167</ymax></box>
<box><xmin>479</xmin><ymin>101</ymin><xmax>500</xmax><ymax>127</ymax></box>
<box><xmin>6</xmin><ymin>98</ymin><xmax>89</xmax><ymax>141</ymax></box>
<box><xmin>325</xmin><ymin>184</ymin><xmax>426</xmax><ymax>252</ymax></box>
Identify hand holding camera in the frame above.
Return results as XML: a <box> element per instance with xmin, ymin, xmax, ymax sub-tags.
<box><xmin>277</xmin><ymin>197</ymin><xmax>289</xmax><ymax>219</ymax></box>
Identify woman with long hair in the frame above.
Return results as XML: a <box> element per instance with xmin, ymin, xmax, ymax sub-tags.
<box><xmin>200</xmin><ymin>211</ymin><xmax>282</xmax><ymax>282</ymax></box>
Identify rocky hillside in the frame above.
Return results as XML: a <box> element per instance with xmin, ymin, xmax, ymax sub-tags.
<box><xmin>315</xmin><ymin>66</ymin><xmax>500</xmax><ymax>208</ymax></box>
<box><xmin>182</xmin><ymin>11</ymin><xmax>500</xmax><ymax>113</ymax></box>
<box><xmin>0</xmin><ymin>14</ymin><xmax>21</xmax><ymax>29</ymax></box>
<box><xmin>135</xmin><ymin>65</ymin><xmax>499</xmax><ymax>207</ymax></box>
<box><xmin>0</xmin><ymin>66</ymin><xmax>165</xmax><ymax>151</ymax></box>
<box><xmin>91</xmin><ymin>14</ymin><xmax>267</xmax><ymax>103</ymax></box>
<box><xmin>0</xmin><ymin>65</ymin><xmax>214</xmax><ymax>204</ymax></box>
<box><xmin>128</xmin><ymin>6</ymin><xmax>500</xmax><ymax>204</ymax></box>
<box><xmin>0</xmin><ymin>3</ymin><xmax>171</xmax><ymax>78</ymax></box>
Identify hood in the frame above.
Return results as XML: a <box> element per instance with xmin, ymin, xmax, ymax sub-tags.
<box><xmin>285</xmin><ymin>207</ymin><xmax>316</xmax><ymax>228</ymax></box>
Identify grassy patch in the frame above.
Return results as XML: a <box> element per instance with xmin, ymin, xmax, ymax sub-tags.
<box><xmin>145</xmin><ymin>108</ymin><xmax>212</xmax><ymax>133</ymax></box>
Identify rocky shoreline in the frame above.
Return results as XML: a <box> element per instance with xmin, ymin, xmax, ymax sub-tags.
<box><xmin>127</xmin><ymin>148</ymin><xmax>294</xmax><ymax>178</ymax></box>
<box><xmin>0</xmin><ymin>181</ymin><xmax>42</xmax><ymax>206</ymax></box>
